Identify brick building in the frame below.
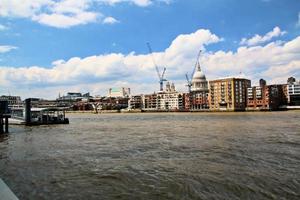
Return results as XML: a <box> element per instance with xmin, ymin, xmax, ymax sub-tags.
<box><xmin>247</xmin><ymin>79</ymin><xmax>287</xmax><ymax>110</ymax></box>
<box><xmin>209</xmin><ymin>77</ymin><xmax>251</xmax><ymax>111</ymax></box>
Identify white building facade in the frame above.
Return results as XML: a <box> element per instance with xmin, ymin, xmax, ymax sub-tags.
<box><xmin>287</xmin><ymin>81</ymin><xmax>300</xmax><ymax>106</ymax></box>
<box><xmin>141</xmin><ymin>82</ymin><xmax>184</xmax><ymax>111</ymax></box>
<box><xmin>156</xmin><ymin>82</ymin><xmax>184</xmax><ymax>110</ymax></box>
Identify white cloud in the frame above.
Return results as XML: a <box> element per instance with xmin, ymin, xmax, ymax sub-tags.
<box><xmin>126</xmin><ymin>0</ymin><xmax>152</xmax><ymax>7</ymax></box>
<box><xmin>103</xmin><ymin>16</ymin><xmax>119</xmax><ymax>24</ymax></box>
<box><xmin>51</xmin><ymin>0</ymin><xmax>90</xmax><ymax>14</ymax></box>
<box><xmin>33</xmin><ymin>0</ymin><xmax>100</xmax><ymax>28</ymax></box>
<box><xmin>0</xmin><ymin>0</ymin><xmax>170</xmax><ymax>28</ymax></box>
<box><xmin>165</xmin><ymin>29</ymin><xmax>222</xmax><ymax>59</ymax></box>
<box><xmin>203</xmin><ymin>37</ymin><xmax>300</xmax><ymax>85</ymax></box>
<box><xmin>240</xmin><ymin>26</ymin><xmax>287</xmax><ymax>46</ymax></box>
<box><xmin>0</xmin><ymin>28</ymin><xmax>220</xmax><ymax>98</ymax></box>
<box><xmin>0</xmin><ymin>0</ymin><xmax>99</xmax><ymax>28</ymax></box>
<box><xmin>0</xmin><ymin>24</ymin><xmax>8</xmax><ymax>31</ymax></box>
<box><xmin>33</xmin><ymin>12</ymin><xmax>99</xmax><ymax>28</ymax></box>
<box><xmin>261</xmin><ymin>60</ymin><xmax>300</xmax><ymax>82</ymax></box>
<box><xmin>0</xmin><ymin>45</ymin><xmax>17</xmax><ymax>53</ymax></box>
<box><xmin>0</xmin><ymin>0</ymin><xmax>53</xmax><ymax>17</ymax></box>
<box><xmin>1</xmin><ymin>28</ymin><xmax>299</xmax><ymax>99</ymax></box>
<box><xmin>98</xmin><ymin>0</ymin><xmax>172</xmax><ymax>7</ymax></box>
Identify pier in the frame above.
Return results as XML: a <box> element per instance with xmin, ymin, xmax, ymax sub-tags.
<box><xmin>9</xmin><ymin>98</ymin><xmax>69</xmax><ymax>126</ymax></box>
<box><xmin>0</xmin><ymin>114</ymin><xmax>10</xmax><ymax>134</ymax></box>
<box><xmin>0</xmin><ymin>100</ymin><xmax>10</xmax><ymax>134</ymax></box>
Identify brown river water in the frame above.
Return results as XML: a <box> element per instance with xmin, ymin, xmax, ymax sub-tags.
<box><xmin>0</xmin><ymin>111</ymin><xmax>300</xmax><ymax>199</ymax></box>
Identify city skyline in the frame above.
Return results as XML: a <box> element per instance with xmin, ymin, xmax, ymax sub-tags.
<box><xmin>0</xmin><ymin>0</ymin><xmax>300</xmax><ymax>98</ymax></box>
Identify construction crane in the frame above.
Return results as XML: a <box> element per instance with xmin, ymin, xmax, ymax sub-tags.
<box><xmin>185</xmin><ymin>73</ymin><xmax>192</xmax><ymax>92</ymax></box>
<box><xmin>147</xmin><ymin>42</ymin><xmax>167</xmax><ymax>91</ymax></box>
<box><xmin>185</xmin><ymin>50</ymin><xmax>202</xmax><ymax>92</ymax></box>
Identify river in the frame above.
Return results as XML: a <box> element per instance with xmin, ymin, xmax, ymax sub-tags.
<box><xmin>0</xmin><ymin>112</ymin><xmax>299</xmax><ymax>199</ymax></box>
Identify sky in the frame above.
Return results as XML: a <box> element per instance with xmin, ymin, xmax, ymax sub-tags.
<box><xmin>0</xmin><ymin>0</ymin><xmax>300</xmax><ymax>99</ymax></box>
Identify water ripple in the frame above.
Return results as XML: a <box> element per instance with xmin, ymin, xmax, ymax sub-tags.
<box><xmin>0</xmin><ymin>111</ymin><xmax>300</xmax><ymax>199</ymax></box>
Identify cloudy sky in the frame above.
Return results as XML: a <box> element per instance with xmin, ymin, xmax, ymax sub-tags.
<box><xmin>0</xmin><ymin>0</ymin><xmax>300</xmax><ymax>99</ymax></box>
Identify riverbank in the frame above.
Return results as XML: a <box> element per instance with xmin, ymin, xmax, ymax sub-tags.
<box><xmin>65</xmin><ymin>108</ymin><xmax>300</xmax><ymax>114</ymax></box>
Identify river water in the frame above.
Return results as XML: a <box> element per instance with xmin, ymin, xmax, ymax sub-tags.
<box><xmin>0</xmin><ymin>112</ymin><xmax>299</xmax><ymax>199</ymax></box>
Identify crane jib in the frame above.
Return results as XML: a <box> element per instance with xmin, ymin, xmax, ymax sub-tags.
<box><xmin>147</xmin><ymin>42</ymin><xmax>167</xmax><ymax>91</ymax></box>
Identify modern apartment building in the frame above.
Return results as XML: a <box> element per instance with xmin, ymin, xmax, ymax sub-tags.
<box><xmin>247</xmin><ymin>79</ymin><xmax>287</xmax><ymax>110</ymax></box>
<box><xmin>143</xmin><ymin>93</ymin><xmax>158</xmax><ymax>110</ymax></box>
<box><xmin>142</xmin><ymin>82</ymin><xmax>184</xmax><ymax>111</ymax></box>
<box><xmin>209</xmin><ymin>77</ymin><xmax>251</xmax><ymax>111</ymax></box>
<box><xmin>128</xmin><ymin>95</ymin><xmax>143</xmax><ymax>109</ymax></box>
<box><xmin>287</xmin><ymin>78</ymin><xmax>300</xmax><ymax>106</ymax></box>
<box><xmin>156</xmin><ymin>82</ymin><xmax>183</xmax><ymax>110</ymax></box>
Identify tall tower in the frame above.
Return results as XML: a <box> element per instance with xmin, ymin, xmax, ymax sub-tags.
<box><xmin>166</xmin><ymin>82</ymin><xmax>171</xmax><ymax>92</ymax></box>
<box><xmin>171</xmin><ymin>83</ymin><xmax>175</xmax><ymax>92</ymax></box>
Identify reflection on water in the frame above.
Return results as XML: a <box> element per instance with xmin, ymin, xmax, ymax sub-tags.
<box><xmin>0</xmin><ymin>112</ymin><xmax>300</xmax><ymax>199</ymax></box>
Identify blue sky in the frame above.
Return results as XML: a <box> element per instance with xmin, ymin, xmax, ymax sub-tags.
<box><xmin>0</xmin><ymin>0</ymin><xmax>300</xmax><ymax>98</ymax></box>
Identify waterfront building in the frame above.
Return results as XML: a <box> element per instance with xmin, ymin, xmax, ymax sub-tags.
<box><xmin>128</xmin><ymin>95</ymin><xmax>143</xmax><ymax>109</ymax></box>
<box><xmin>247</xmin><ymin>79</ymin><xmax>287</xmax><ymax>110</ymax></box>
<box><xmin>183</xmin><ymin>93</ymin><xmax>190</xmax><ymax>110</ymax></box>
<box><xmin>156</xmin><ymin>82</ymin><xmax>183</xmax><ymax>110</ymax></box>
<box><xmin>142</xmin><ymin>83</ymin><xmax>184</xmax><ymax>111</ymax></box>
<box><xmin>143</xmin><ymin>93</ymin><xmax>158</xmax><ymax>110</ymax></box>
<box><xmin>108</xmin><ymin>87</ymin><xmax>130</xmax><ymax>98</ymax></box>
<box><xmin>189</xmin><ymin>62</ymin><xmax>209</xmax><ymax>110</ymax></box>
<box><xmin>247</xmin><ymin>79</ymin><xmax>268</xmax><ymax>110</ymax></box>
<box><xmin>157</xmin><ymin>92</ymin><xmax>182</xmax><ymax>110</ymax></box>
<box><xmin>72</xmin><ymin>101</ymin><xmax>93</xmax><ymax>111</ymax></box>
<box><xmin>114</xmin><ymin>97</ymin><xmax>129</xmax><ymax>109</ymax></box>
<box><xmin>157</xmin><ymin>82</ymin><xmax>184</xmax><ymax>110</ymax></box>
<box><xmin>0</xmin><ymin>95</ymin><xmax>22</xmax><ymax>106</ymax></box>
<box><xmin>57</xmin><ymin>92</ymin><xmax>91</xmax><ymax>101</ymax></box>
<box><xmin>287</xmin><ymin>78</ymin><xmax>300</xmax><ymax>106</ymax></box>
<box><xmin>209</xmin><ymin>77</ymin><xmax>251</xmax><ymax>111</ymax></box>
<box><xmin>73</xmin><ymin>96</ymin><xmax>129</xmax><ymax>111</ymax></box>
<box><xmin>56</xmin><ymin>92</ymin><xmax>91</xmax><ymax>107</ymax></box>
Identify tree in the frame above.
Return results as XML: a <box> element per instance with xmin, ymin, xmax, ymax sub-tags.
<box><xmin>287</xmin><ymin>77</ymin><xmax>296</xmax><ymax>84</ymax></box>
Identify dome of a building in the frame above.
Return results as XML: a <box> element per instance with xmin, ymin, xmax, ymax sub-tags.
<box><xmin>191</xmin><ymin>63</ymin><xmax>206</xmax><ymax>83</ymax></box>
<box><xmin>191</xmin><ymin>62</ymin><xmax>208</xmax><ymax>92</ymax></box>
<box><xmin>192</xmin><ymin>70</ymin><xmax>206</xmax><ymax>82</ymax></box>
